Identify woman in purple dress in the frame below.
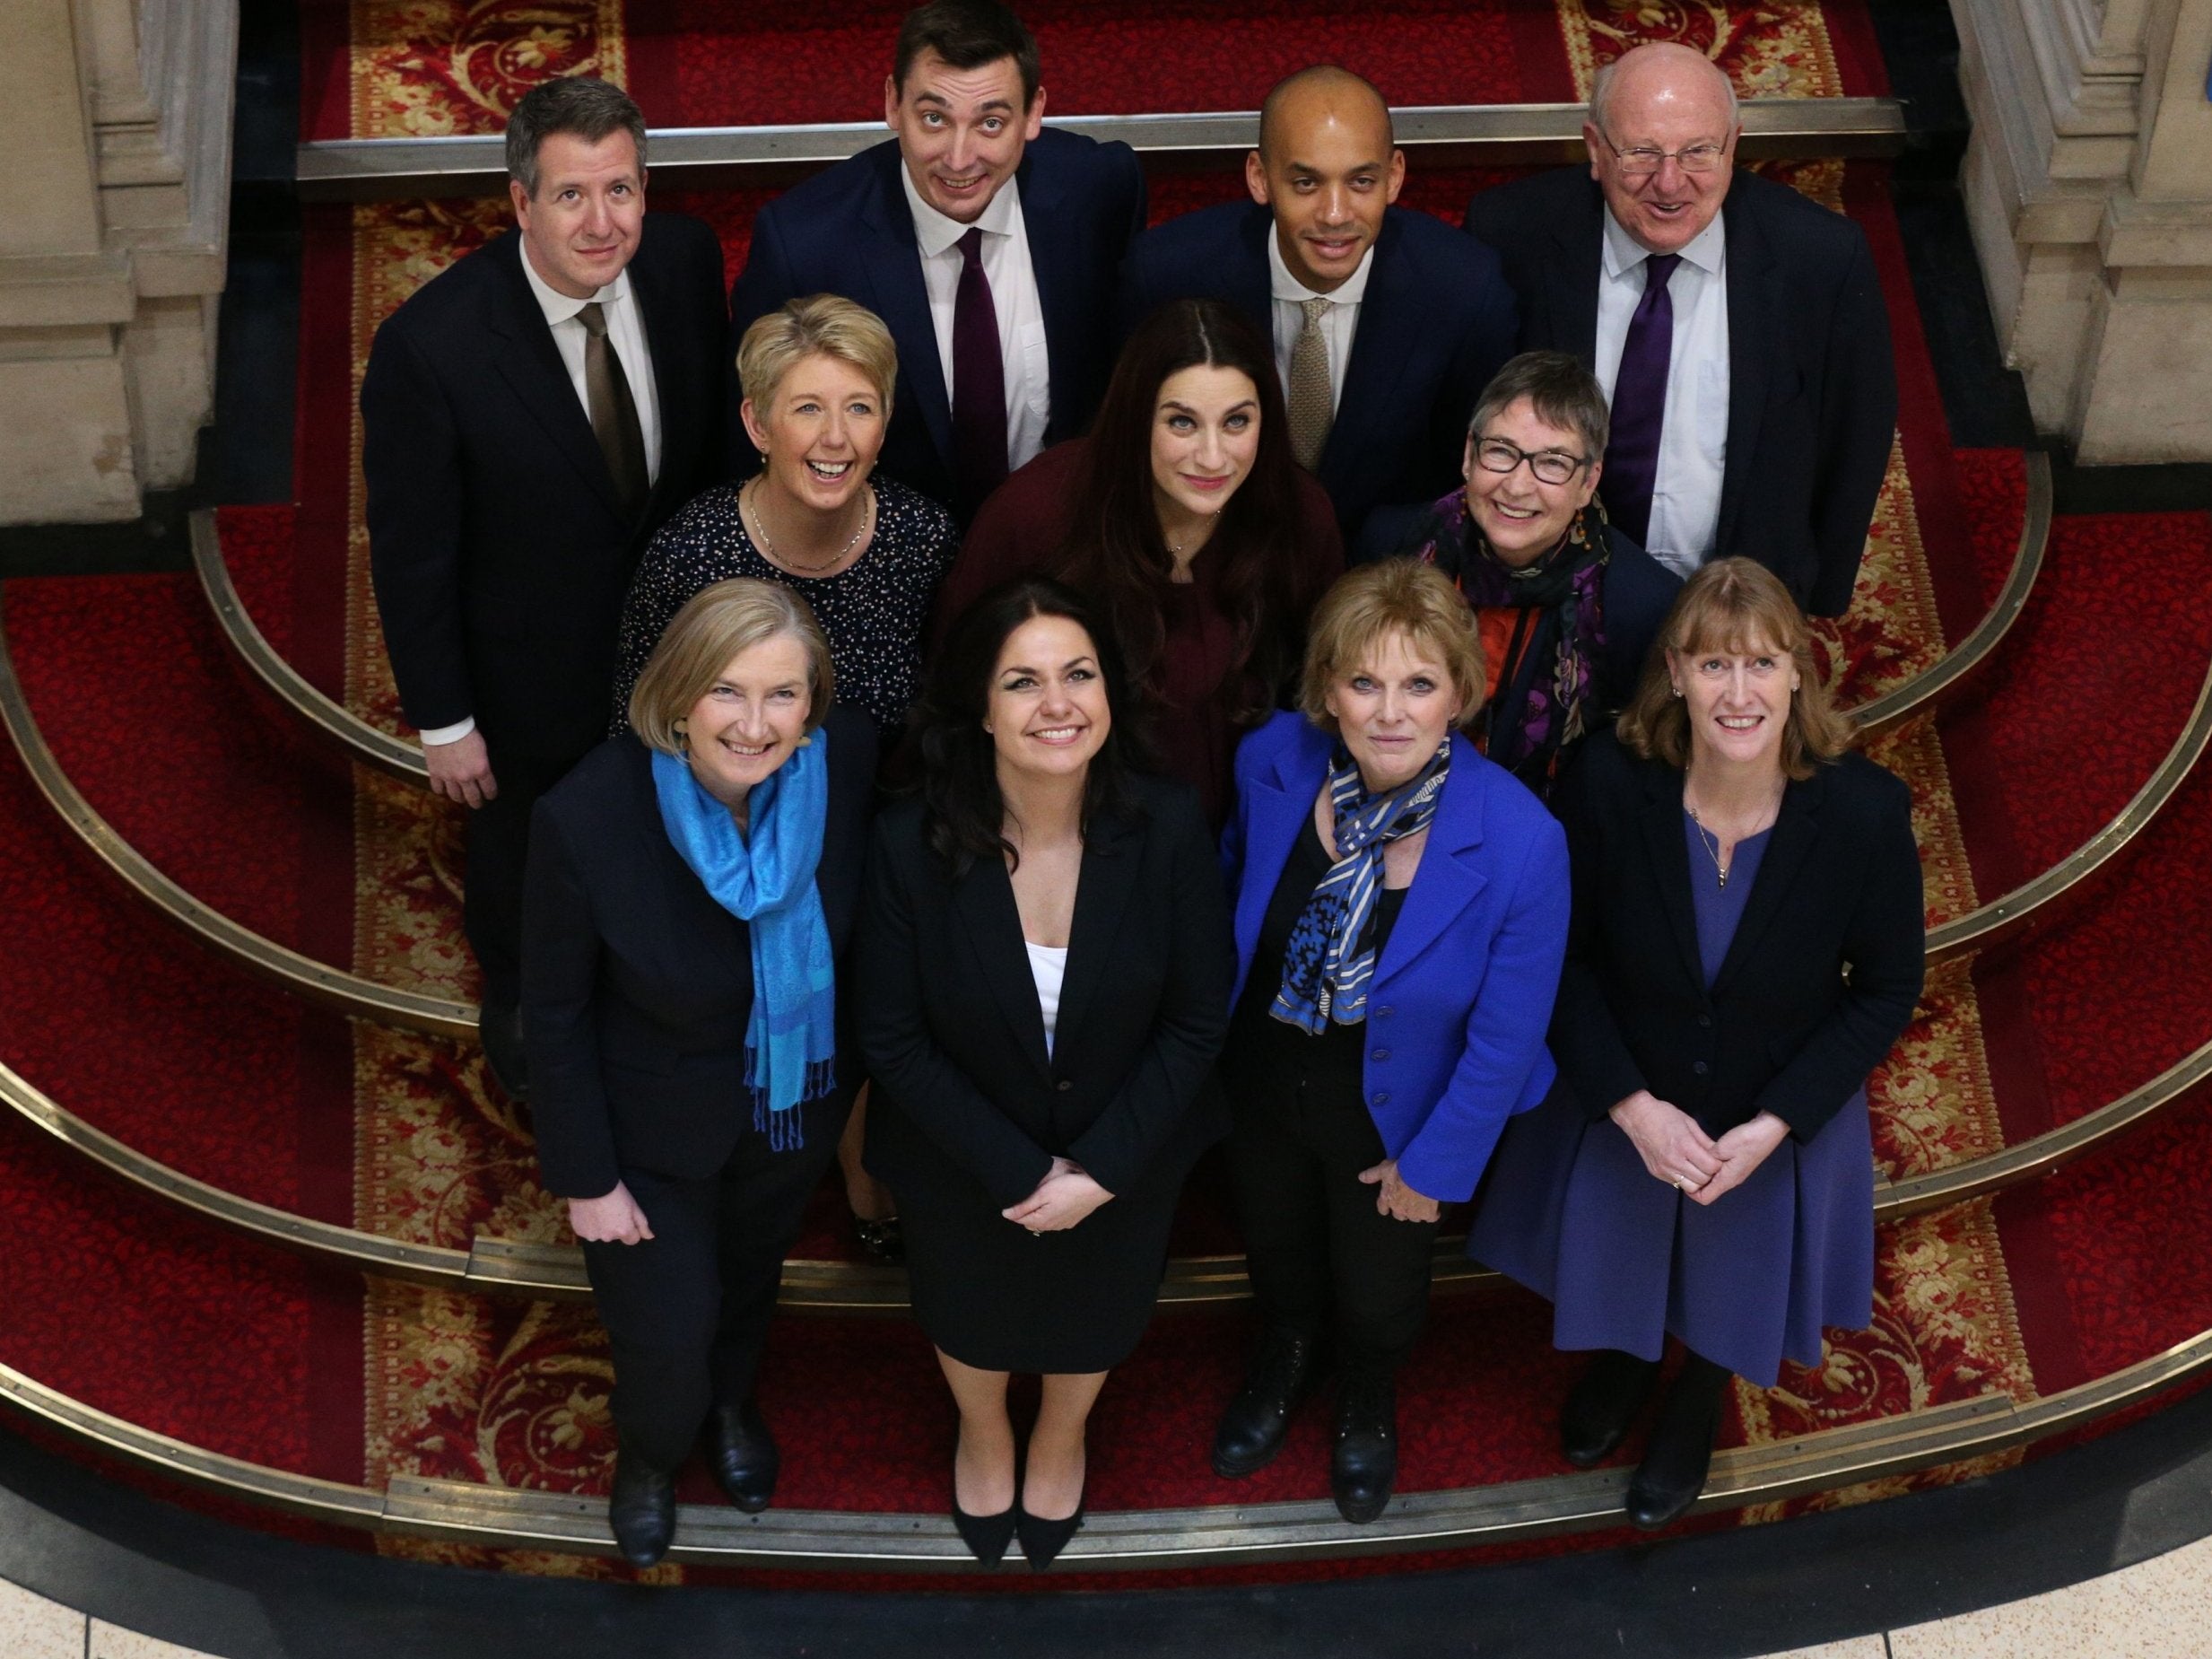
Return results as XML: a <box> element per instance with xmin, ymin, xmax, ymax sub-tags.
<box><xmin>1470</xmin><ymin>558</ymin><xmax>1924</xmax><ymax>1530</ymax></box>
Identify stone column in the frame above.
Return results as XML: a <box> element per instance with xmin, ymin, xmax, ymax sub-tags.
<box><xmin>0</xmin><ymin>0</ymin><xmax>235</xmax><ymax>524</ymax></box>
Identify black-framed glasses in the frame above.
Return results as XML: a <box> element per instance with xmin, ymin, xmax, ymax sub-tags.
<box><xmin>1594</xmin><ymin>129</ymin><xmax>1729</xmax><ymax>178</ymax></box>
<box><xmin>1473</xmin><ymin>436</ymin><xmax>1589</xmax><ymax>487</ymax></box>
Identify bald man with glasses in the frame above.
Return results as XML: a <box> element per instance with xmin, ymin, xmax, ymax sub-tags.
<box><xmin>1464</xmin><ymin>44</ymin><xmax>1894</xmax><ymax>619</ymax></box>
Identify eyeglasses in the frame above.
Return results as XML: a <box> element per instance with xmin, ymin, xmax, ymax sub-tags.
<box><xmin>1595</xmin><ymin>130</ymin><xmax>1730</xmax><ymax>178</ymax></box>
<box><xmin>1473</xmin><ymin>436</ymin><xmax>1589</xmax><ymax>487</ymax></box>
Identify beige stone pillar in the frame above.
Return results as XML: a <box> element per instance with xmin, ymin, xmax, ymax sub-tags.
<box><xmin>0</xmin><ymin>0</ymin><xmax>235</xmax><ymax>524</ymax></box>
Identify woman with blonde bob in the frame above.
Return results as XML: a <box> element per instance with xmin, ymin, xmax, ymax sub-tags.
<box><xmin>525</xmin><ymin>579</ymin><xmax>878</xmax><ymax>1568</ymax></box>
<box><xmin>1215</xmin><ymin>558</ymin><xmax>1569</xmax><ymax>1524</ymax></box>
<box><xmin>1472</xmin><ymin>558</ymin><xmax>1924</xmax><ymax>1532</ymax></box>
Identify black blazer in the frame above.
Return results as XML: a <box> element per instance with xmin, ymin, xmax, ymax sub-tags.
<box><xmin>1548</xmin><ymin>729</ymin><xmax>1923</xmax><ymax>1141</ymax></box>
<box><xmin>1118</xmin><ymin>202</ymin><xmax>1518</xmax><ymax>546</ymax></box>
<box><xmin>727</xmin><ymin>129</ymin><xmax>1147</xmax><ymax>513</ymax></box>
<box><xmin>361</xmin><ymin>216</ymin><xmax>730</xmax><ymax>760</ymax></box>
<box><xmin>520</xmin><ymin>709</ymin><xmax>879</xmax><ymax>1198</ymax></box>
<box><xmin>855</xmin><ymin>777</ymin><xmax>1234</xmax><ymax>1211</ymax></box>
<box><xmin>1464</xmin><ymin>168</ymin><xmax>1896</xmax><ymax>618</ymax></box>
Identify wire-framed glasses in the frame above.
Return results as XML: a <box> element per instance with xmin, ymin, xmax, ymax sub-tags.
<box><xmin>1595</xmin><ymin>130</ymin><xmax>1729</xmax><ymax>178</ymax></box>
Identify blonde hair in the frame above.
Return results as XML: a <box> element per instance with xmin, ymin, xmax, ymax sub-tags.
<box><xmin>735</xmin><ymin>294</ymin><xmax>899</xmax><ymax>422</ymax></box>
<box><xmin>1298</xmin><ymin>560</ymin><xmax>1488</xmax><ymax>735</ymax></box>
<box><xmin>1617</xmin><ymin>557</ymin><xmax>1852</xmax><ymax>779</ymax></box>
<box><xmin>627</xmin><ymin>579</ymin><xmax>835</xmax><ymax>754</ymax></box>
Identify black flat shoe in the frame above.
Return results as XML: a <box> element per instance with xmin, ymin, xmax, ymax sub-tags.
<box><xmin>1212</xmin><ymin>1327</ymin><xmax>1322</xmax><ymax>1479</ymax></box>
<box><xmin>1561</xmin><ymin>1349</ymin><xmax>1660</xmax><ymax>1468</ymax></box>
<box><xmin>1329</xmin><ymin>1370</ymin><xmax>1397</xmax><ymax>1525</ymax></box>
<box><xmin>478</xmin><ymin>1002</ymin><xmax>530</xmax><ymax>1103</ymax></box>
<box><xmin>608</xmin><ymin>1448</ymin><xmax>677</xmax><ymax>1568</ymax></box>
<box><xmin>851</xmin><ymin>1212</ymin><xmax>904</xmax><ymax>1264</ymax></box>
<box><xmin>1015</xmin><ymin>1497</ymin><xmax>1085</xmax><ymax>1571</ymax></box>
<box><xmin>704</xmin><ymin>1398</ymin><xmax>779</xmax><ymax>1514</ymax></box>
<box><xmin>952</xmin><ymin>1497</ymin><xmax>1018</xmax><ymax>1567</ymax></box>
<box><xmin>1625</xmin><ymin>1364</ymin><xmax>1729</xmax><ymax>1531</ymax></box>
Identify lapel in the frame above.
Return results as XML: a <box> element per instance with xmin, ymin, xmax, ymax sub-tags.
<box><xmin>1374</xmin><ymin>735</ymin><xmax>1491</xmax><ymax>984</ymax></box>
<box><xmin>1019</xmin><ymin>142</ymin><xmax>1080</xmax><ymax>442</ymax></box>
<box><xmin>1321</xmin><ymin>210</ymin><xmax>1418</xmax><ymax>488</ymax></box>
<box><xmin>1233</xmin><ymin>720</ymin><xmax>1325</xmax><ymax>982</ymax></box>
<box><xmin>624</xmin><ymin>222</ymin><xmax>687</xmax><ymax>527</ymax></box>
<box><xmin>1714</xmin><ymin>181</ymin><xmax>1774</xmax><ymax>554</ymax></box>
<box><xmin>1709</xmin><ymin>764</ymin><xmax>1826</xmax><ymax>999</ymax></box>
<box><xmin>949</xmin><ymin>852</ymin><xmax>1054</xmax><ymax>1081</ymax></box>
<box><xmin>1633</xmin><ymin>759</ymin><xmax>1709</xmax><ymax>999</ymax></box>
<box><xmin>483</xmin><ymin>232</ymin><xmax>632</xmax><ymax>527</ymax></box>
<box><xmin>628</xmin><ymin>742</ymin><xmax>750</xmax><ymax>994</ymax></box>
<box><xmin>1050</xmin><ymin>808</ymin><xmax>1143</xmax><ymax>1054</ymax></box>
<box><xmin>1548</xmin><ymin>180</ymin><xmax>1604</xmax><ymax>363</ymax></box>
<box><xmin>859</xmin><ymin>144</ymin><xmax>955</xmax><ymax>470</ymax></box>
<box><xmin>1232</xmin><ymin>205</ymin><xmax>1278</xmax><ymax>340</ymax></box>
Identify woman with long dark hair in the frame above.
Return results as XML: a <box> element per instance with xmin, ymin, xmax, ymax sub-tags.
<box><xmin>857</xmin><ymin>578</ymin><xmax>1233</xmax><ymax>1568</ymax></box>
<box><xmin>934</xmin><ymin>299</ymin><xmax>1343</xmax><ymax>825</ymax></box>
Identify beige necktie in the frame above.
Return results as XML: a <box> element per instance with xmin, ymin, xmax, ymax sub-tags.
<box><xmin>1286</xmin><ymin>295</ymin><xmax>1335</xmax><ymax>472</ymax></box>
<box><xmin>578</xmin><ymin>301</ymin><xmax>649</xmax><ymax>518</ymax></box>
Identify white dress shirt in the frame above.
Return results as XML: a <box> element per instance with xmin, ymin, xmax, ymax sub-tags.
<box><xmin>901</xmin><ymin>167</ymin><xmax>1051</xmax><ymax>473</ymax></box>
<box><xmin>422</xmin><ymin>243</ymin><xmax>664</xmax><ymax>747</ymax></box>
<box><xmin>1268</xmin><ymin>231</ymin><xmax>1373</xmax><ymax>415</ymax></box>
<box><xmin>1594</xmin><ymin>206</ymin><xmax>1729</xmax><ymax>582</ymax></box>
<box><xmin>1026</xmin><ymin>939</ymin><xmax>1068</xmax><ymax>1060</ymax></box>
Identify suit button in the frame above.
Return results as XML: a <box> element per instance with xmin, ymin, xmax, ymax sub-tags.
<box><xmin>1372</xmin><ymin>1049</ymin><xmax>1390</xmax><ymax>1062</ymax></box>
<box><xmin>1693</xmin><ymin>1061</ymin><xmax>1709</xmax><ymax>1077</ymax></box>
<box><xmin>1372</xmin><ymin>1092</ymin><xmax>1389</xmax><ymax>1106</ymax></box>
<box><xmin>1056</xmin><ymin>1079</ymin><xmax>1073</xmax><ymax>1092</ymax></box>
<box><xmin>1697</xmin><ymin>1014</ymin><xmax>1712</xmax><ymax>1028</ymax></box>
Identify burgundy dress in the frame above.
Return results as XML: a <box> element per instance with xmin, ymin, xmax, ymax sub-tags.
<box><xmin>936</xmin><ymin>439</ymin><xmax>1345</xmax><ymax>826</ymax></box>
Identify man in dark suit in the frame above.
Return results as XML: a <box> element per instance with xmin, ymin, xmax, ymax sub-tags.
<box><xmin>361</xmin><ymin>76</ymin><xmax>728</xmax><ymax>1097</ymax></box>
<box><xmin>727</xmin><ymin>0</ymin><xmax>1146</xmax><ymax>522</ymax></box>
<box><xmin>1118</xmin><ymin>65</ymin><xmax>1518</xmax><ymax>547</ymax></box>
<box><xmin>1464</xmin><ymin>43</ymin><xmax>1895</xmax><ymax>618</ymax></box>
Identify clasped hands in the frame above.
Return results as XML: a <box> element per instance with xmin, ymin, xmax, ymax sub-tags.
<box><xmin>1610</xmin><ymin>1090</ymin><xmax>1789</xmax><ymax>1206</ymax></box>
<box><xmin>1003</xmin><ymin>1156</ymin><xmax>1113</xmax><ymax>1233</ymax></box>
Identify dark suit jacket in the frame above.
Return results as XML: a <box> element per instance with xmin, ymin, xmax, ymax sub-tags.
<box><xmin>361</xmin><ymin>216</ymin><xmax>729</xmax><ymax>761</ymax></box>
<box><xmin>1547</xmin><ymin>729</ymin><xmax>1924</xmax><ymax>1142</ymax></box>
<box><xmin>1464</xmin><ymin>168</ymin><xmax>1896</xmax><ymax>618</ymax></box>
<box><xmin>520</xmin><ymin>709</ymin><xmax>879</xmax><ymax>1198</ymax></box>
<box><xmin>856</xmin><ymin>776</ymin><xmax>1233</xmax><ymax>1210</ymax></box>
<box><xmin>1118</xmin><ymin>202</ymin><xmax>1518</xmax><ymax>545</ymax></box>
<box><xmin>727</xmin><ymin>129</ymin><xmax>1147</xmax><ymax>511</ymax></box>
<box><xmin>1354</xmin><ymin>503</ymin><xmax>1681</xmax><ymax>711</ymax></box>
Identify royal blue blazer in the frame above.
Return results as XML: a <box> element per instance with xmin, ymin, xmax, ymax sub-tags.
<box><xmin>1223</xmin><ymin>712</ymin><xmax>1572</xmax><ymax>1203</ymax></box>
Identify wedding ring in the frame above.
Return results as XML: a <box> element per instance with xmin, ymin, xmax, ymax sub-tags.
<box><xmin>1673</xmin><ymin>1178</ymin><xmax>1686</xmax><ymax>1191</ymax></box>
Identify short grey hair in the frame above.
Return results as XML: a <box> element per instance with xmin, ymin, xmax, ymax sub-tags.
<box><xmin>1588</xmin><ymin>51</ymin><xmax>1740</xmax><ymax>138</ymax></box>
<box><xmin>504</xmin><ymin>77</ymin><xmax>649</xmax><ymax>198</ymax></box>
<box><xmin>1467</xmin><ymin>350</ymin><xmax>1611</xmax><ymax>458</ymax></box>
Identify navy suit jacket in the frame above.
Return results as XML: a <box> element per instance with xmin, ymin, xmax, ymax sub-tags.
<box><xmin>727</xmin><ymin>128</ymin><xmax>1147</xmax><ymax>514</ymax></box>
<box><xmin>1119</xmin><ymin>202</ymin><xmax>1518</xmax><ymax>546</ymax></box>
<box><xmin>1464</xmin><ymin>167</ymin><xmax>1896</xmax><ymax>618</ymax></box>
<box><xmin>1223</xmin><ymin>712</ymin><xmax>1569</xmax><ymax>1203</ymax></box>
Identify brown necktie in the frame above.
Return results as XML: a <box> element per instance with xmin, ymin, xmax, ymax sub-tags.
<box><xmin>577</xmin><ymin>301</ymin><xmax>649</xmax><ymax>518</ymax></box>
<box><xmin>1287</xmin><ymin>296</ymin><xmax>1335</xmax><ymax>472</ymax></box>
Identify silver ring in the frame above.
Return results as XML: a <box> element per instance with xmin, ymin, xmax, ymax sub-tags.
<box><xmin>1673</xmin><ymin>1178</ymin><xmax>1686</xmax><ymax>1191</ymax></box>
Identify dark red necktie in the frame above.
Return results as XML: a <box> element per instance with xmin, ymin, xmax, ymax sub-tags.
<box><xmin>952</xmin><ymin>227</ymin><xmax>1009</xmax><ymax>517</ymax></box>
<box><xmin>1600</xmin><ymin>251</ymin><xmax>1681</xmax><ymax>548</ymax></box>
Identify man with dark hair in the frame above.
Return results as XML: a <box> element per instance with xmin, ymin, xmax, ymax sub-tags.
<box><xmin>1464</xmin><ymin>44</ymin><xmax>1894</xmax><ymax>616</ymax></box>
<box><xmin>1118</xmin><ymin>65</ymin><xmax>1518</xmax><ymax>547</ymax></box>
<box><xmin>728</xmin><ymin>0</ymin><xmax>1145</xmax><ymax>522</ymax></box>
<box><xmin>361</xmin><ymin>75</ymin><xmax>728</xmax><ymax>1102</ymax></box>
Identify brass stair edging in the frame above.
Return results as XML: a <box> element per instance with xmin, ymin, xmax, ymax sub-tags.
<box><xmin>0</xmin><ymin>591</ymin><xmax>478</xmax><ymax>1043</ymax></box>
<box><xmin>4</xmin><ymin>1318</ymin><xmax>2210</xmax><ymax>1568</ymax></box>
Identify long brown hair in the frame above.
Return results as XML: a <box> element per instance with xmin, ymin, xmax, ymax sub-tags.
<box><xmin>1055</xmin><ymin>298</ymin><xmax>1319</xmax><ymax>722</ymax></box>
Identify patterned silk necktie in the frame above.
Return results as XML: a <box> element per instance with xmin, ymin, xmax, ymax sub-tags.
<box><xmin>1287</xmin><ymin>296</ymin><xmax>1335</xmax><ymax>472</ymax></box>
<box><xmin>1599</xmin><ymin>251</ymin><xmax>1682</xmax><ymax>548</ymax></box>
<box><xmin>577</xmin><ymin>301</ymin><xmax>649</xmax><ymax>519</ymax></box>
<box><xmin>951</xmin><ymin>226</ymin><xmax>1010</xmax><ymax>518</ymax></box>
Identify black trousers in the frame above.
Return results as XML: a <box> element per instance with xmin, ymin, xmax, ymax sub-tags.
<box><xmin>466</xmin><ymin>742</ymin><xmax>593</xmax><ymax>1010</ymax></box>
<box><xmin>1227</xmin><ymin>1075</ymin><xmax>1440</xmax><ymax>1372</ymax></box>
<box><xmin>579</xmin><ymin>1093</ymin><xmax>846</xmax><ymax>1470</ymax></box>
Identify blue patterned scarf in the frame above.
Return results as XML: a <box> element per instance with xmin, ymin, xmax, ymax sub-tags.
<box><xmin>650</xmin><ymin>733</ymin><xmax>837</xmax><ymax>1150</ymax></box>
<box><xmin>1270</xmin><ymin>738</ymin><xmax>1452</xmax><ymax>1034</ymax></box>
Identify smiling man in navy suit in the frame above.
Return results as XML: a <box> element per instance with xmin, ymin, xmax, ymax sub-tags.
<box><xmin>728</xmin><ymin>0</ymin><xmax>1146</xmax><ymax>523</ymax></box>
<box><xmin>1118</xmin><ymin>66</ymin><xmax>1518</xmax><ymax>548</ymax></box>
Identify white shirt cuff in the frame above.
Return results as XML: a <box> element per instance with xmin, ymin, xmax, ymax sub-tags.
<box><xmin>418</xmin><ymin>717</ymin><xmax>476</xmax><ymax>746</ymax></box>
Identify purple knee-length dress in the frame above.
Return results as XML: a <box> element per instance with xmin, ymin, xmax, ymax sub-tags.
<box><xmin>1467</xmin><ymin>814</ymin><xmax>1876</xmax><ymax>1388</ymax></box>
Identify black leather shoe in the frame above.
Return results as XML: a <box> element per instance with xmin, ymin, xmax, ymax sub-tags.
<box><xmin>851</xmin><ymin>1212</ymin><xmax>904</xmax><ymax>1264</ymax></box>
<box><xmin>478</xmin><ymin>1002</ymin><xmax>529</xmax><ymax>1103</ymax></box>
<box><xmin>1562</xmin><ymin>1349</ymin><xmax>1660</xmax><ymax>1468</ymax></box>
<box><xmin>953</xmin><ymin>1497</ymin><xmax>1017</xmax><ymax>1567</ymax></box>
<box><xmin>1329</xmin><ymin>1370</ymin><xmax>1398</xmax><ymax>1525</ymax></box>
<box><xmin>1212</xmin><ymin>1327</ymin><xmax>1322</xmax><ymax>1478</ymax></box>
<box><xmin>1625</xmin><ymin>1367</ymin><xmax>1728</xmax><ymax>1531</ymax></box>
<box><xmin>608</xmin><ymin>1449</ymin><xmax>677</xmax><ymax>1567</ymax></box>
<box><xmin>704</xmin><ymin>1398</ymin><xmax>779</xmax><ymax>1514</ymax></box>
<box><xmin>1015</xmin><ymin>1497</ymin><xmax>1084</xmax><ymax>1571</ymax></box>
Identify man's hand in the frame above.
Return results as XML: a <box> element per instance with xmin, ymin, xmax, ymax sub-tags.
<box><xmin>424</xmin><ymin>729</ymin><xmax>498</xmax><ymax>808</ymax></box>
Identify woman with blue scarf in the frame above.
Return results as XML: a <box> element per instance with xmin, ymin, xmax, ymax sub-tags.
<box><xmin>523</xmin><ymin>579</ymin><xmax>876</xmax><ymax>1569</ymax></box>
<box><xmin>1215</xmin><ymin>559</ymin><xmax>1570</xmax><ymax>1524</ymax></box>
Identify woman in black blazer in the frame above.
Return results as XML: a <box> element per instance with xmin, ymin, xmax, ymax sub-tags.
<box><xmin>524</xmin><ymin>580</ymin><xmax>876</xmax><ymax>1568</ymax></box>
<box><xmin>1472</xmin><ymin>558</ymin><xmax>1924</xmax><ymax>1531</ymax></box>
<box><xmin>858</xmin><ymin>578</ymin><xmax>1233</xmax><ymax>1569</ymax></box>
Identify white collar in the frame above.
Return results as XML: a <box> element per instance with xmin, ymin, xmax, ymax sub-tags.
<box><xmin>1267</xmin><ymin>223</ymin><xmax>1375</xmax><ymax>307</ymax></box>
<box><xmin>901</xmin><ymin>162</ymin><xmax>1022</xmax><ymax>258</ymax></box>
<box><xmin>1600</xmin><ymin>202</ymin><xmax>1726</xmax><ymax>280</ymax></box>
<box><xmin>518</xmin><ymin>237</ymin><xmax>631</xmax><ymax>325</ymax></box>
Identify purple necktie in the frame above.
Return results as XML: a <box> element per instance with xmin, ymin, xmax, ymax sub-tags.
<box><xmin>1601</xmin><ymin>251</ymin><xmax>1682</xmax><ymax>548</ymax></box>
<box><xmin>951</xmin><ymin>226</ymin><xmax>1009</xmax><ymax>517</ymax></box>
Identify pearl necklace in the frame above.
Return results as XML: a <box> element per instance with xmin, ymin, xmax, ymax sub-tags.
<box><xmin>744</xmin><ymin>477</ymin><xmax>873</xmax><ymax>575</ymax></box>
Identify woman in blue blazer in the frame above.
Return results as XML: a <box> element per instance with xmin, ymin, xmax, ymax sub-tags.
<box><xmin>1215</xmin><ymin>559</ymin><xmax>1570</xmax><ymax>1523</ymax></box>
